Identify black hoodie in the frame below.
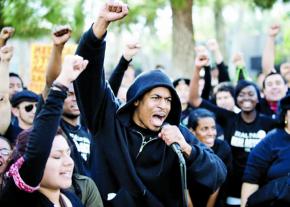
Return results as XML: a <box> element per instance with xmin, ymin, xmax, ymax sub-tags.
<box><xmin>74</xmin><ymin>27</ymin><xmax>226</xmax><ymax>207</ymax></box>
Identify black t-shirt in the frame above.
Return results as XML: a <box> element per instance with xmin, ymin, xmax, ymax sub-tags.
<box><xmin>60</xmin><ymin>119</ymin><xmax>92</xmax><ymax>176</ymax></box>
<box><xmin>200</xmin><ymin>99</ymin><xmax>277</xmax><ymax>197</ymax></box>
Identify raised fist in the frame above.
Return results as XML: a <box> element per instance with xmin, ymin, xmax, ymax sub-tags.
<box><xmin>0</xmin><ymin>45</ymin><xmax>13</xmax><ymax>62</ymax></box>
<box><xmin>195</xmin><ymin>53</ymin><xmax>209</xmax><ymax>70</ymax></box>
<box><xmin>123</xmin><ymin>41</ymin><xmax>141</xmax><ymax>61</ymax></box>
<box><xmin>268</xmin><ymin>24</ymin><xmax>280</xmax><ymax>38</ymax></box>
<box><xmin>0</xmin><ymin>27</ymin><xmax>15</xmax><ymax>42</ymax></box>
<box><xmin>232</xmin><ymin>52</ymin><xmax>245</xmax><ymax>68</ymax></box>
<box><xmin>52</xmin><ymin>25</ymin><xmax>72</xmax><ymax>46</ymax></box>
<box><xmin>56</xmin><ymin>55</ymin><xmax>89</xmax><ymax>86</ymax></box>
<box><xmin>206</xmin><ymin>39</ymin><xmax>219</xmax><ymax>52</ymax></box>
<box><xmin>99</xmin><ymin>1</ymin><xmax>129</xmax><ymax>23</ymax></box>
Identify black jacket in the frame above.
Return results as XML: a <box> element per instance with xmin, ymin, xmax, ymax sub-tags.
<box><xmin>74</xmin><ymin>27</ymin><xmax>227</xmax><ymax>207</ymax></box>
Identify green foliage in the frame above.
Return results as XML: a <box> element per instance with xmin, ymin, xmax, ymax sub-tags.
<box><xmin>0</xmin><ymin>0</ymin><xmax>84</xmax><ymax>40</ymax></box>
<box><xmin>115</xmin><ymin>0</ymin><xmax>167</xmax><ymax>29</ymax></box>
<box><xmin>71</xmin><ymin>0</ymin><xmax>85</xmax><ymax>42</ymax></box>
<box><xmin>252</xmin><ymin>0</ymin><xmax>276</xmax><ymax>9</ymax></box>
<box><xmin>253</xmin><ymin>0</ymin><xmax>290</xmax><ymax>9</ymax></box>
<box><xmin>275</xmin><ymin>13</ymin><xmax>290</xmax><ymax>64</ymax></box>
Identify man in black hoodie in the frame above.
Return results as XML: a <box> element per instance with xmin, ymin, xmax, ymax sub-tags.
<box><xmin>74</xmin><ymin>2</ymin><xmax>226</xmax><ymax>207</ymax></box>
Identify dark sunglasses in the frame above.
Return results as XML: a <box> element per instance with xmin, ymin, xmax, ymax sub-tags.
<box><xmin>24</xmin><ymin>103</ymin><xmax>37</xmax><ymax>112</ymax></box>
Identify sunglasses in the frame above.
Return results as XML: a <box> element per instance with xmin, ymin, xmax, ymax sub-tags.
<box><xmin>0</xmin><ymin>148</ymin><xmax>11</xmax><ymax>157</ymax></box>
<box><xmin>23</xmin><ymin>103</ymin><xmax>37</xmax><ymax>113</ymax></box>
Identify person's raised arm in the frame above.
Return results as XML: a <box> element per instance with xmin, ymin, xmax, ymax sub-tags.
<box><xmin>189</xmin><ymin>53</ymin><xmax>209</xmax><ymax>107</ymax></box>
<box><xmin>42</xmin><ymin>25</ymin><xmax>72</xmax><ymax>100</ymax></box>
<box><xmin>0</xmin><ymin>27</ymin><xmax>14</xmax><ymax>48</ymax></box>
<box><xmin>74</xmin><ymin>1</ymin><xmax>128</xmax><ymax>134</ymax></box>
<box><xmin>0</xmin><ymin>46</ymin><xmax>13</xmax><ymax>135</ymax></box>
<box><xmin>109</xmin><ymin>41</ymin><xmax>140</xmax><ymax>96</ymax></box>
<box><xmin>11</xmin><ymin>55</ymin><xmax>88</xmax><ymax>188</ymax></box>
<box><xmin>232</xmin><ymin>52</ymin><xmax>249</xmax><ymax>81</ymax></box>
<box><xmin>207</xmin><ymin>39</ymin><xmax>223</xmax><ymax>65</ymax></box>
<box><xmin>93</xmin><ymin>2</ymin><xmax>129</xmax><ymax>39</ymax></box>
<box><xmin>262</xmin><ymin>24</ymin><xmax>280</xmax><ymax>75</ymax></box>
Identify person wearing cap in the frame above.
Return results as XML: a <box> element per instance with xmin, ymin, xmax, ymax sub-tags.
<box><xmin>73</xmin><ymin>2</ymin><xmax>226</xmax><ymax>206</ymax></box>
<box><xmin>8</xmin><ymin>90</ymin><xmax>39</xmax><ymax>143</ymax></box>
<box><xmin>241</xmin><ymin>94</ymin><xmax>290</xmax><ymax>207</ymax></box>
<box><xmin>189</xmin><ymin>52</ymin><xmax>278</xmax><ymax>207</ymax></box>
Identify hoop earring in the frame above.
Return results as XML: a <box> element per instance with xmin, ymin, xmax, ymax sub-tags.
<box><xmin>285</xmin><ymin>120</ymin><xmax>288</xmax><ymax>125</ymax></box>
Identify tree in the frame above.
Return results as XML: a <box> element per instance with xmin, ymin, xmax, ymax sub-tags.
<box><xmin>253</xmin><ymin>0</ymin><xmax>290</xmax><ymax>9</ymax></box>
<box><xmin>122</xmin><ymin>0</ymin><xmax>194</xmax><ymax>77</ymax></box>
<box><xmin>170</xmin><ymin>0</ymin><xmax>194</xmax><ymax>78</ymax></box>
<box><xmin>0</xmin><ymin>0</ymin><xmax>84</xmax><ymax>41</ymax></box>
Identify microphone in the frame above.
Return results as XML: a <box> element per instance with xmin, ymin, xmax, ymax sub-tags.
<box><xmin>161</xmin><ymin>122</ymin><xmax>185</xmax><ymax>163</ymax></box>
<box><xmin>171</xmin><ymin>142</ymin><xmax>182</xmax><ymax>155</ymax></box>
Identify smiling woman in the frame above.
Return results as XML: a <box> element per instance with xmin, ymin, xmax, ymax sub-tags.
<box><xmin>189</xmin><ymin>56</ymin><xmax>278</xmax><ymax>206</ymax></box>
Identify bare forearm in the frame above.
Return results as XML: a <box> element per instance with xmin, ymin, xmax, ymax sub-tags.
<box><xmin>241</xmin><ymin>182</ymin><xmax>259</xmax><ymax>207</ymax></box>
<box><xmin>206</xmin><ymin>189</ymin><xmax>219</xmax><ymax>207</ymax></box>
<box><xmin>46</xmin><ymin>45</ymin><xmax>64</xmax><ymax>86</ymax></box>
<box><xmin>189</xmin><ymin>67</ymin><xmax>202</xmax><ymax>107</ymax></box>
<box><xmin>43</xmin><ymin>45</ymin><xmax>64</xmax><ymax>99</ymax></box>
<box><xmin>93</xmin><ymin>17</ymin><xmax>110</xmax><ymax>39</ymax></box>
<box><xmin>262</xmin><ymin>36</ymin><xmax>275</xmax><ymax>75</ymax></box>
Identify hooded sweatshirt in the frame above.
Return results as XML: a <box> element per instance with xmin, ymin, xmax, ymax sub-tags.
<box><xmin>74</xmin><ymin>27</ymin><xmax>226</xmax><ymax>207</ymax></box>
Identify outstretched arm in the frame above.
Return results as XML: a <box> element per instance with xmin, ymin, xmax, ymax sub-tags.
<box><xmin>262</xmin><ymin>24</ymin><xmax>280</xmax><ymax>75</ymax></box>
<box><xmin>189</xmin><ymin>53</ymin><xmax>209</xmax><ymax>107</ymax></box>
<box><xmin>12</xmin><ymin>55</ymin><xmax>88</xmax><ymax>188</ymax></box>
<box><xmin>42</xmin><ymin>25</ymin><xmax>72</xmax><ymax>100</ymax></box>
<box><xmin>109</xmin><ymin>41</ymin><xmax>140</xmax><ymax>96</ymax></box>
<box><xmin>74</xmin><ymin>1</ymin><xmax>128</xmax><ymax>134</ymax></box>
<box><xmin>0</xmin><ymin>46</ymin><xmax>13</xmax><ymax>135</ymax></box>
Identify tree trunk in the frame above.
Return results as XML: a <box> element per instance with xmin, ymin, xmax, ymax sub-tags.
<box><xmin>170</xmin><ymin>0</ymin><xmax>194</xmax><ymax>79</ymax></box>
<box><xmin>214</xmin><ymin>0</ymin><xmax>227</xmax><ymax>60</ymax></box>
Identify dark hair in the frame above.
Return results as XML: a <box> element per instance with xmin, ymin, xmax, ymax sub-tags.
<box><xmin>187</xmin><ymin>108</ymin><xmax>216</xmax><ymax>130</ymax></box>
<box><xmin>234</xmin><ymin>80</ymin><xmax>261</xmax><ymax>109</ymax></box>
<box><xmin>9</xmin><ymin>72</ymin><xmax>24</xmax><ymax>88</ymax></box>
<box><xmin>262</xmin><ymin>72</ymin><xmax>286</xmax><ymax>89</ymax></box>
<box><xmin>277</xmin><ymin>95</ymin><xmax>290</xmax><ymax>127</ymax></box>
<box><xmin>211</xmin><ymin>82</ymin><xmax>235</xmax><ymax>104</ymax></box>
<box><xmin>8</xmin><ymin>127</ymin><xmax>66</xmax><ymax>171</ymax></box>
<box><xmin>0</xmin><ymin>136</ymin><xmax>12</xmax><ymax>150</ymax></box>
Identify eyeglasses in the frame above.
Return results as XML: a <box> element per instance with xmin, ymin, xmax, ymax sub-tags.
<box><xmin>0</xmin><ymin>148</ymin><xmax>11</xmax><ymax>157</ymax></box>
<box><xmin>23</xmin><ymin>103</ymin><xmax>37</xmax><ymax>113</ymax></box>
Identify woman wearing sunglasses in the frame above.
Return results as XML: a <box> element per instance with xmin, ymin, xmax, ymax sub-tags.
<box><xmin>0</xmin><ymin>55</ymin><xmax>88</xmax><ymax>207</ymax></box>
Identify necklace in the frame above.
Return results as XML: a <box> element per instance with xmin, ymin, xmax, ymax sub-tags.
<box><xmin>59</xmin><ymin>194</ymin><xmax>67</xmax><ymax>207</ymax></box>
<box><xmin>285</xmin><ymin>127</ymin><xmax>290</xmax><ymax>135</ymax></box>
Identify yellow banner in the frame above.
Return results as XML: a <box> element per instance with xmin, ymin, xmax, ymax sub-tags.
<box><xmin>29</xmin><ymin>44</ymin><xmax>77</xmax><ymax>93</ymax></box>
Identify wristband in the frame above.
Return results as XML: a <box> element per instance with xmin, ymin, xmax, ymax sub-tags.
<box><xmin>51</xmin><ymin>82</ymin><xmax>69</xmax><ymax>93</ymax></box>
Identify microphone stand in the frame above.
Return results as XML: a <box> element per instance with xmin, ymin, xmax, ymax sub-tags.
<box><xmin>174</xmin><ymin>146</ymin><xmax>188</xmax><ymax>207</ymax></box>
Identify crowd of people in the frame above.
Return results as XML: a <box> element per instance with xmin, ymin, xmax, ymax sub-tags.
<box><xmin>0</xmin><ymin>1</ymin><xmax>289</xmax><ymax>207</ymax></box>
